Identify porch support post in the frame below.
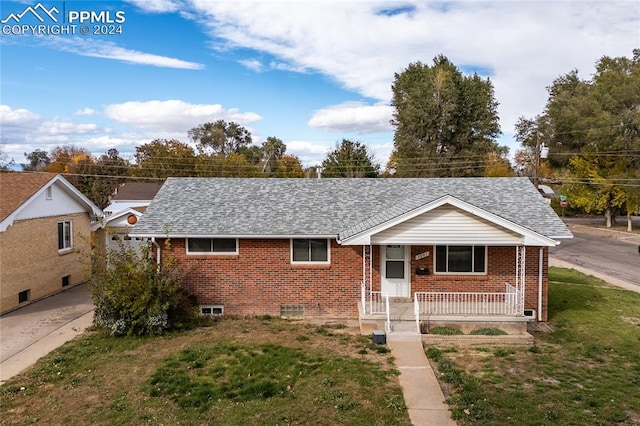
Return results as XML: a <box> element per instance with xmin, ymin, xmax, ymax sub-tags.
<box><xmin>538</xmin><ymin>247</ymin><xmax>543</xmax><ymax>321</ymax></box>
<box><xmin>361</xmin><ymin>244</ymin><xmax>373</xmax><ymax>315</ymax></box>
<box><xmin>516</xmin><ymin>245</ymin><xmax>526</xmax><ymax>315</ymax></box>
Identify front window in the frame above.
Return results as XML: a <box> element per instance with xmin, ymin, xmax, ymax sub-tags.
<box><xmin>435</xmin><ymin>245</ymin><xmax>486</xmax><ymax>273</ymax></box>
<box><xmin>291</xmin><ymin>239</ymin><xmax>329</xmax><ymax>263</ymax></box>
<box><xmin>187</xmin><ymin>238</ymin><xmax>238</xmax><ymax>254</ymax></box>
<box><xmin>58</xmin><ymin>221</ymin><xmax>72</xmax><ymax>251</ymax></box>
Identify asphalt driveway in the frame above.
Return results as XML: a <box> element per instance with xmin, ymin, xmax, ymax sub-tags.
<box><xmin>0</xmin><ymin>284</ymin><xmax>94</xmax><ymax>385</ymax></box>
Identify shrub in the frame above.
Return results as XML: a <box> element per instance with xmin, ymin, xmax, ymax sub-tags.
<box><xmin>428</xmin><ymin>326</ymin><xmax>464</xmax><ymax>335</ymax></box>
<box><xmin>91</xmin><ymin>238</ymin><xmax>198</xmax><ymax>336</ymax></box>
<box><xmin>469</xmin><ymin>328</ymin><xmax>508</xmax><ymax>336</ymax></box>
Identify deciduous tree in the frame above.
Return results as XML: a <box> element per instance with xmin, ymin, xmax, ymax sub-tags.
<box><xmin>517</xmin><ymin>50</ymin><xmax>640</xmax><ymax>227</ymax></box>
<box><xmin>321</xmin><ymin>139</ymin><xmax>379</xmax><ymax>178</ymax></box>
<box><xmin>134</xmin><ymin>139</ymin><xmax>196</xmax><ymax>178</ymax></box>
<box><xmin>188</xmin><ymin>120</ymin><xmax>252</xmax><ymax>156</ymax></box>
<box><xmin>391</xmin><ymin>55</ymin><xmax>503</xmax><ymax>177</ymax></box>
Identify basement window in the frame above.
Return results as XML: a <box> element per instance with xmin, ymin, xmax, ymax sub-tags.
<box><xmin>62</xmin><ymin>275</ymin><xmax>70</xmax><ymax>287</ymax></box>
<box><xmin>200</xmin><ymin>305</ymin><xmax>224</xmax><ymax>316</ymax></box>
<box><xmin>18</xmin><ymin>289</ymin><xmax>30</xmax><ymax>304</ymax></box>
<box><xmin>280</xmin><ymin>304</ymin><xmax>305</xmax><ymax>318</ymax></box>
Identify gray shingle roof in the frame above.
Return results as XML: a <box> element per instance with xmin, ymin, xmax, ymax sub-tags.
<box><xmin>131</xmin><ymin>177</ymin><xmax>572</xmax><ymax>240</ymax></box>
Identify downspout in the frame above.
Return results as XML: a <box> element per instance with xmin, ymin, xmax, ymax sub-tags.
<box><xmin>538</xmin><ymin>247</ymin><xmax>543</xmax><ymax>321</ymax></box>
<box><xmin>151</xmin><ymin>237</ymin><xmax>161</xmax><ymax>269</ymax></box>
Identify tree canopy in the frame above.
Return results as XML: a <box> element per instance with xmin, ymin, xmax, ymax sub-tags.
<box><xmin>188</xmin><ymin>120</ymin><xmax>252</xmax><ymax>156</ymax></box>
<box><xmin>516</xmin><ymin>50</ymin><xmax>640</xmax><ymax>227</ymax></box>
<box><xmin>321</xmin><ymin>139</ymin><xmax>379</xmax><ymax>178</ymax></box>
<box><xmin>390</xmin><ymin>55</ymin><xmax>504</xmax><ymax>177</ymax></box>
<box><xmin>134</xmin><ymin>139</ymin><xmax>196</xmax><ymax>178</ymax></box>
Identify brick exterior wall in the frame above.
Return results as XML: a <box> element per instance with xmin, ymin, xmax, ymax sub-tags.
<box><xmin>0</xmin><ymin>214</ymin><xmax>93</xmax><ymax>314</ymax></box>
<box><xmin>407</xmin><ymin>246</ymin><xmax>548</xmax><ymax>321</ymax></box>
<box><xmin>162</xmin><ymin>239</ymin><xmax>549</xmax><ymax>321</ymax></box>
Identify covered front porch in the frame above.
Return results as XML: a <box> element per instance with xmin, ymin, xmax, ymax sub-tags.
<box><xmin>357</xmin><ymin>244</ymin><xmax>534</xmax><ymax>335</ymax></box>
<box><xmin>358</xmin><ymin>286</ymin><xmax>530</xmax><ymax>336</ymax></box>
<box><xmin>337</xmin><ymin>196</ymin><xmax>558</xmax><ymax>335</ymax></box>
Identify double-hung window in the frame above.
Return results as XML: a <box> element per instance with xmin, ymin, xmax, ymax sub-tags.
<box><xmin>435</xmin><ymin>245</ymin><xmax>486</xmax><ymax>273</ymax></box>
<box><xmin>291</xmin><ymin>239</ymin><xmax>329</xmax><ymax>264</ymax></box>
<box><xmin>187</xmin><ymin>238</ymin><xmax>238</xmax><ymax>255</ymax></box>
<box><xmin>57</xmin><ymin>221</ymin><xmax>72</xmax><ymax>251</ymax></box>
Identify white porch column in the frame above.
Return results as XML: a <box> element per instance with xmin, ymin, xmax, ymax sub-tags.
<box><xmin>515</xmin><ymin>245</ymin><xmax>526</xmax><ymax>315</ymax></box>
<box><xmin>361</xmin><ymin>244</ymin><xmax>373</xmax><ymax>314</ymax></box>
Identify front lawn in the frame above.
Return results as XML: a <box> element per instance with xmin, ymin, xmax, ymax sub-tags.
<box><xmin>0</xmin><ymin>319</ymin><xmax>411</xmax><ymax>426</ymax></box>
<box><xmin>427</xmin><ymin>267</ymin><xmax>640</xmax><ymax>425</ymax></box>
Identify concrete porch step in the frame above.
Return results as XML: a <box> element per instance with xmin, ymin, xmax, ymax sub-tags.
<box><xmin>390</xmin><ymin>320</ymin><xmax>419</xmax><ymax>334</ymax></box>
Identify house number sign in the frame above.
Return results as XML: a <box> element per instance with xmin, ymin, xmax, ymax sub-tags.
<box><xmin>414</xmin><ymin>251</ymin><xmax>429</xmax><ymax>260</ymax></box>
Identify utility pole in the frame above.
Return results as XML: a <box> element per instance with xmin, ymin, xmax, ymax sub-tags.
<box><xmin>533</xmin><ymin>131</ymin><xmax>548</xmax><ymax>188</ymax></box>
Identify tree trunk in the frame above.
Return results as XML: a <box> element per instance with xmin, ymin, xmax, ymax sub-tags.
<box><xmin>605</xmin><ymin>208</ymin><xmax>612</xmax><ymax>228</ymax></box>
<box><xmin>628</xmin><ymin>211</ymin><xmax>633</xmax><ymax>232</ymax></box>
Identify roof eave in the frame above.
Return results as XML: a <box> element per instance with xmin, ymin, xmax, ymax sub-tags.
<box><xmin>339</xmin><ymin>194</ymin><xmax>562</xmax><ymax>247</ymax></box>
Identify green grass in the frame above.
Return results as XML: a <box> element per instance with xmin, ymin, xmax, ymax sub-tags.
<box><xmin>0</xmin><ymin>319</ymin><xmax>411</xmax><ymax>426</ymax></box>
<box><xmin>426</xmin><ymin>267</ymin><xmax>640</xmax><ymax>425</ymax></box>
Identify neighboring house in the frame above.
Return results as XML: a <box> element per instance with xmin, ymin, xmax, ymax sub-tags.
<box><xmin>131</xmin><ymin>177</ymin><xmax>572</xmax><ymax>333</ymax></box>
<box><xmin>103</xmin><ymin>182</ymin><xmax>162</xmax><ymax>216</ymax></box>
<box><xmin>0</xmin><ymin>173</ymin><xmax>103</xmax><ymax>314</ymax></box>
<box><xmin>100</xmin><ymin>182</ymin><xmax>161</xmax><ymax>255</ymax></box>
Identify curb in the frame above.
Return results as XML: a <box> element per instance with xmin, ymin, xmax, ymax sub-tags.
<box><xmin>549</xmin><ymin>257</ymin><xmax>639</xmax><ymax>294</ymax></box>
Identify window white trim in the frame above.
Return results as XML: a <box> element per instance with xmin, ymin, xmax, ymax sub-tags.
<box><xmin>57</xmin><ymin>220</ymin><xmax>73</xmax><ymax>252</ymax></box>
<box><xmin>200</xmin><ymin>305</ymin><xmax>224</xmax><ymax>316</ymax></box>
<box><xmin>290</xmin><ymin>238</ymin><xmax>331</xmax><ymax>264</ymax></box>
<box><xmin>46</xmin><ymin>186</ymin><xmax>53</xmax><ymax>200</ymax></box>
<box><xmin>434</xmin><ymin>245</ymin><xmax>487</xmax><ymax>275</ymax></box>
<box><xmin>186</xmin><ymin>238</ymin><xmax>238</xmax><ymax>255</ymax></box>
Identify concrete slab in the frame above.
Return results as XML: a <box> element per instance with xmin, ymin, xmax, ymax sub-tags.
<box><xmin>388</xmin><ymin>335</ymin><xmax>456</xmax><ymax>426</ymax></box>
<box><xmin>0</xmin><ymin>284</ymin><xmax>94</xmax><ymax>385</ymax></box>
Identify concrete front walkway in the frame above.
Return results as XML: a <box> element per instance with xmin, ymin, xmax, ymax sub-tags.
<box><xmin>388</xmin><ymin>334</ymin><xmax>456</xmax><ymax>426</ymax></box>
<box><xmin>0</xmin><ymin>284</ymin><xmax>94</xmax><ymax>385</ymax></box>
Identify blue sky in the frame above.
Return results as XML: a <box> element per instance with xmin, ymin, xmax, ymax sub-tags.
<box><xmin>1</xmin><ymin>0</ymin><xmax>638</xmax><ymax>169</ymax></box>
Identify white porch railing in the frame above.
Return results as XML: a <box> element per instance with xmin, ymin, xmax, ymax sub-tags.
<box><xmin>385</xmin><ymin>295</ymin><xmax>391</xmax><ymax>334</ymax></box>
<box><xmin>414</xmin><ymin>283</ymin><xmax>522</xmax><ymax>316</ymax></box>
<box><xmin>361</xmin><ymin>281</ymin><xmax>387</xmax><ymax>315</ymax></box>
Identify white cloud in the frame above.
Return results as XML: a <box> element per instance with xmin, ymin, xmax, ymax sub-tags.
<box><xmin>284</xmin><ymin>140</ymin><xmax>334</xmax><ymax>166</ymax></box>
<box><xmin>75</xmin><ymin>108</ymin><xmax>96</xmax><ymax>116</ymax></box>
<box><xmin>125</xmin><ymin>0</ymin><xmax>184</xmax><ymax>13</ymax></box>
<box><xmin>0</xmin><ymin>105</ymin><xmax>114</xmax><ymax>160</ymax></box>
<box><xmin>104</xmin><ymin>100</ymin><xmax>263</xmax><ymax>133</ymax></box>
<box><xmin>0</xmin><ymin>105</ymin><xmax>41</xmax><ymax>128</ymax></box>
<box><xmin>238</xmin><ymin>58</ymin><xmax>264</xmax><ymax>72</ymax></box>
<box><xmin>309</xmin><ymin>102</ymin><xmax>393</xmax><ymax>134</ymax></box>
<box><xmin>188</xmin><ymin>0</ymin><xmax>638</xmax><ymax>144</ymax></box>
<box><xmin>46</xmin><ymin>38</ymin><xmax>205</xmax><ymax>70</ymax></box>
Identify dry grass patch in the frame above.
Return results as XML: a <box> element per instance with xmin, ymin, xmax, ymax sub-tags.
<box><xmin>1</xmin><ymin>318</ymin><xmax>410</xmax><ymax>426</ymax></box>
<box><xmin>426</xmin><ymin>267</ymin><xmax>640</xmax><ymax>425</ymax></box>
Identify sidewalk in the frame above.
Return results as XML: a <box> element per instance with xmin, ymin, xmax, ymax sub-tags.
<box><xmin>549</xmin><ymin>257</ymin><xmax>640</xmax><ymax>294</ymax></box>
<box><xmin>0</xmin><ymin>284</ymin><xmax>94</xmax><ymax>385</ymax></box>
<box><xmin>388</xmin><ymin>334</ymin><xmax>456</xmax><ymax>426</ymax></box>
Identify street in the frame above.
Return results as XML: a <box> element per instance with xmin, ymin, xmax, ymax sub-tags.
<box><xmin>550</xmin><ymin>225</ymin><xmax>640</xmax><ymax>288</ymax></box>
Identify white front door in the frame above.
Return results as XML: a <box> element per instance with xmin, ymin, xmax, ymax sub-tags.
<box><xmin>381</xmin><ymin>245</ymin><xmax>410</xmax><ymax>298</ymax></box>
